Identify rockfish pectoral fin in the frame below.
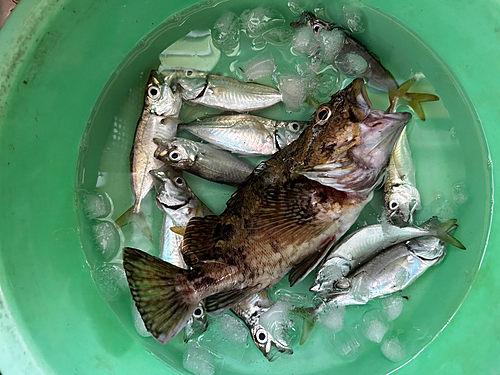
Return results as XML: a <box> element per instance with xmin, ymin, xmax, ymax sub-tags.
<box><xmin>122</xmin><ymin>247</ymin><xmax>199</xmax><ymax>344</ymax></box>
<box><xmin>115</xmin><ymin>207</ymin><xmax>153</xmax><ymax>240</ymax></box>
<box><xmin>181</xmin><ymin>215</ymin><xmax>221</xmax><ymax>267</ymax></box>
<box><xmin>288</xmin><ymin>236</ymin><xmax>338</xmax><ymax>287</ymax></box>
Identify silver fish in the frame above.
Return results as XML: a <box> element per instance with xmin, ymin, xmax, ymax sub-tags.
<box><xmin>310</xmin><ymin>216</ymin><xmax>465</xmax><ymax>294</ymax></box>
<box><xmin>293</xmin><ymin>12</ymin><xmax>440</xmax><ymax>120</ymax></box>
<box><xmin>231</xmin><ymin>291</ymin><xmax>293</xmax><ymax>361</ymax></box>
<box><xmin>151</xmin><ymin>166</ymin><xmax>211</xmax><ymax>341</ymax></box>
<box><xmin>384</xmin><ymin>127</ymin><xmax>421</xmax><ymax>224</ymax></box>
<box><xmin>154</xmin><ymin>137</ymin><xmax>255</xmax><ymax>185</ymax></box>
<box><xmin>171</xmin><ymin>68</ymin><xmax>283</xmax><ymax>112</ymax></box>
<box><xmin>179</xmin><ymin>114</ymin><xmax>307</xmax><ymax>156</ymax></box>
<box><xmin>115</xmin><ymin>71</ymin><xmax>182</xmax><ymax>239</ymax></box>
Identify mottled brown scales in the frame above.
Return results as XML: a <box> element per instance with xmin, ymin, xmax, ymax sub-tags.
<box><xmin>123</xmin><ymin>78</ymin><xmax>412</xmax><ymax>344</ymax></box>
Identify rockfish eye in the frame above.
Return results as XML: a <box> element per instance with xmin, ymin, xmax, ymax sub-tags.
<box><xmin>175</xmin><ymin>177</ymin><xmax>185</xmax><ymax>186</ymax></box>
<box><xmin>315</xmin><ymin>106</ymin><xmax>332</xmax><ymax>125</ymax></box>
<box><xmin>192</xmin><ymin>306</ymin><xmax>204</xmax><ymax>318</ymax></box>
<box><xmin>147</xmin><ymin>85</ymin><xmax>161</xmax><ymax>100</ymax></box>
<box><xmin>288</xmin><ymin>122</ymin><xmax>300</xmax><ymax>132</ymax></box>
<box><xmin>255</xmin><ymin>328</ymin><xmax>268</xmax><ymax>344</ymax></box>
<box><xmin>169</xmin><ymin>151</ymin><xmax>181</xmax><ymax>161</ymax></box>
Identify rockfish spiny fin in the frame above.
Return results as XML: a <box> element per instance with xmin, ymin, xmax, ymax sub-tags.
<box><xmin>123</xmin><ymin>247</ymin><xmax>199</xmax><ymax>344</ymax></box>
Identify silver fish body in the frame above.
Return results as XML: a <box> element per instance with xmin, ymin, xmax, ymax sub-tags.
<box><xmin>171</xmin><ymin>69</ymin><xmax>283</xmax><ymax>111</ymax></box>
<box><xmin>231</xmin><ymin>291</ymin><xmax>293</xmax><ymax>361</ymax></box>
<box><xmin>384</xmin><ymin>127</ymin><xmax>421</xmax><ymax>223</ymax></box>
<box><xmin>179</xmin><ymin>114</ymin><xmax>307</xmax><ymax>156</ymax></box>
<box><xmin>321</xmin><ymin>235</ymin><xmax>448</xmax><ymax>307</ymax></box>
<box><xmin>310</xmin><ymin>217</ymin><xmax>464</xmax><ymax>294</ymax></box>
<box><xmin>151</xmin><ymin>166</ymin><xmax>211</xmax><ymax>341</ymax></box>
<box><xmin>115</xmin><ymin>71</ymin><xmax>182</xmax><ymax>239</ymax></box>
<box><xmin>154</xmin><ymin>137</ymin><xmax>255</xmax><ymax>185</ymax></box>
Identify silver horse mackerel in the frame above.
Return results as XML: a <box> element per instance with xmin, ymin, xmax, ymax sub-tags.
<box><xmin>179</xmin><ymin>113</ymin><xmax>308</xmax><ymax>156</ymax></box>
<box><xmin>311</xmin><ymin>216</ymin><xmax>465</xmax><ymax>294</ymax></box>
<box><xmin>122</xmin><ymin>78</ymin><xmax>412</xmax><ymax>345</ymax></box>
<box><xmin>115</xmin><ymin>71</ymin><xmax>182</xmax><ymax>239</ymax></box>
<box><xmin>293</xmin><ymin>12</ymin><xmax>439</xmax><ymax>120</ymax></box>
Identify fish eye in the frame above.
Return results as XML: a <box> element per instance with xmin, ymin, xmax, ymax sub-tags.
<box><xmin>389</xmin><ymin>200</ymin><xmax>399</xmax><ymax>210</ymax></box>
<box><xmin>255</xmin><ymin>328</ymin><xmax>268</xmax><ymax>344</ymax></box>
<box><xmin>147</xmin><ymin>85</ymin><xmax>161</xmax><ymax>100</ymax></box>
<box><xmin>192</xmin><ymin>306</ymin><xmax>204</xmax><ymax>318</ymax></box>
<box><xmin>186</xmin><ymin>70</ymin><xmax>193</xmax><ymax>77</ymax></box>
<box><xmin>313</xmin><ymin>24</ymin><xmax>323</xmax><ymax>34</ymax></box>
<box><xmin>175</xmin><ymin>177</ymin><xmax>185</xmax><ymax>186</ymax></box>
<box><xmin>169</xmin><ymin>151</ymin><xmax>182</xmax><ymax>161</ymax></box>
<box><xmin>288</xmin><ymin>122</ymin><xmax>300</xmax><ymax>132</ymax></box>
<box><xmin>315</xmin><ymin>106</ymin><xmax>332</xmax><ymax>125</ymax></box>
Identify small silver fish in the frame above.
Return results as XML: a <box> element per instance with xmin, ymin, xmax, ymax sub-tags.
<box><xmin>154</xmin><ymin>137</ymin><xmax>255</xmax><ymax>185</ymax></box>
<box><xmin>231</xmin><ymin>291</ymin><xmax>293</xmax><ymax>361</ymax></box>
<box><xmin>115</xmin><ymin>71</ymin><xmax>182</xmax><ymax>239</ymax></box>
<box><xmin>179</xmin><ymin>114</ymin><xmax>307</xmax><ymax>156</ymax></box>
<box><xmin>310</xmin><ymin>216</ymin><xmax>465</xmax><ymax>294</ymax></box>
<box><xmin>170</xmin><ymin>68</ymin><xmax>283</xmax><ymax>112</ymax></box>
<box><xmin>151</xmin><ymin>165</ymin><xmax>211</xmax><ymax>341</ymax></box>
<box><xmin>384</xmin><ymin>127</ymin><xmax>421</xmax><ymax>224</ymax></box>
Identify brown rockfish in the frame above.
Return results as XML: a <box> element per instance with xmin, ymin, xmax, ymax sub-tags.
<box><xmin>123</xmin><ymin>78</ymin><xmax>412</xmax><ymax>344</ymax></box>
<box><xmin>115</xmin><ymin>71</ymin><xmax>182</xmax><ymax>239</ymax></box>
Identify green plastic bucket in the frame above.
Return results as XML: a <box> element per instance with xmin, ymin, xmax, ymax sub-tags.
<box><xmin>0</xmin><ymin>0</ymin><xmax>498</xmax><ymax>374</ymax></box>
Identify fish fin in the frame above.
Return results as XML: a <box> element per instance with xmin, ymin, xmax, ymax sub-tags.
<box><xmin>205</xmin><ymin>285</ymin><xmax>262</xmax><ymax>316</ymax></box>
<box><xmin>293</xmin><ymin>307</ymin><xmax>317</xmax><ymax>345</ymax></box>
<box><xmin>170</xmin><ymin>226</ymin><xmax>186</xmax><ymax>236</ymax></box>
<box><xmin>428</xmin><ymin>219</ymin><xmax>466</xmax><ymax>249</ymax></box>
<box><xmin>403</xmin><ymin>92</ymin><xmax>440</xmax><ymax>121</ymax></box>
<box><xmin>247</xmin><ymin>181</ymin><xmax>335</xmax><ymax>246</ymax></box>
<box><xmin>122</xmin><ymin>247</ymin><xmax>199</xmax><ymax>344</ymax></box>
<box><xmin>387</xmin><ymin>77</ymin><xmax>417</xmax><ymax>113</ymax></box>
<box><xmin>116</xmin><ymin>207</ymin><xmax>153</xmax><ymax>240</ymax></box>
<box><xmin>288</xmin><ymin>236</ymin><xmax>337</xmax><ymax>287</ymax></box>
<box><xmin>182</xmin><ymin>215</ymin><xmax>221</xmax><ymax>267</ymax></box>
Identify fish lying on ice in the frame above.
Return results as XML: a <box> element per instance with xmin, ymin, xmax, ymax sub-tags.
<box><xmin>122</xmin><ymin>78</ymin><xmax>412</xmax><ymax>344</ymax></box>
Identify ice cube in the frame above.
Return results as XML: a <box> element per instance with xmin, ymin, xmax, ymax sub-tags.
<box><xmin>453</xmin><ymin>181</ymin><xmax>469</xmax><ymax>205</ymax></box>
<box><xmin>341</xmin><ymin>5</ymin><xmax>365</xmax><ymax>34</ymax></box>
<box><xmin>312</xmin><ymin>68</ymin><xmax>340</xmax><ymax>102</ymax></box>
<box><xmin>183</xmin><ymin>341</ymin><xmax>220</xmax><ymax>375</ymax></box>
<box><xmin>287</xmin><ymin>0</ymin><xmax>307</xmax><ymax>15</ymax></box>
<box><xmin>336</xmin><ymin>52</ymin><xmax>369</xmax><ymax>77</ymax></box>
<box><xmin>82</xmin><ymin>192</ymin><xmax>112</xmax><ymax>219</ymax></box>
<box><xmin>92</xmin><ymin>264</ymin><xmax>129</xmax><ymax>302</ymax></box>
<box><xmin>291</xmin><ymin>26</ymin><xmax>319</xmax><ymax>56</ymax></box>
<box><xmin>318</xmin><ymin>29</ymin><xmax>345</xmax><ymax>62</ymax></box>
<box><xmin>259</xmin><ymin>300</ymin><xmax>298</xmax><ymax>346</ymax></box>
<box><xmin>361</xmin><ymin>310</ymin><xmax>389</xmax><ymax>343</ymax></box>
<box><xmin>92</xmin><ymin>220</ymin><xmax>121</xmax><ymax>261</ymax></box>
<box><xmin>272</xmin><ymin>289</ymin><xmax>309</xmax><ymax>307</ymax></box>
<box><xmin>432</xmin><ymin>192</ymin><xmax>455</xmax><ymax>221</ymax></box>
<box><xmin>132</xmin><ymin>305</ymin><xmax>152</xmax><ymax>337</ymax></box>
<box><xmin>327</xmin><ymin>326</ymin><xmax>363</xmax><ymax>362</ymax></box>
<box><xmin>211</xmin><ymin>11</ymin><xmax>240</xmax><ymax>56</ymax></box>
<box><xmin>279</xmin><ymin>73</ymin><xmax>308</xmax><ymax>112</ymax></box>
<box><xmin>381</xmin><ymin>296</ymin><xmax>404</xmax><ymax>322</ymax></box>
<box><xmin>241</xmin><ymin>54</ymin><xmax>276</xmax><ymax>81</ymax></box>
<box><xmin>317</xmin><ymin>304</ymin><xmax>346</xmax><ymax>333</ymax></box>
<box><xmin>381</xmin><ymin>335</ymin><xmax>407</xmax><ymax>362</ymax></box>
<box><xmin>240</xmin><ymin>7</ymin><xmax>286</xmax><ymax>38</ymax></box>
<box><xmin>262</xmin><ymin>26</ymin><xmax>294</xmax><ymax>46</ymax></box>
<box><xmin>198</xmin><ymin>314</ymin><xmax>248</xmax><ymax>361</ymax></box>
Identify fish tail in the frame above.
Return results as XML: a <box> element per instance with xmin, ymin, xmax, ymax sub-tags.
<box><xmin>115</xmin><ymin>206</ymin><xmax>153</xmax><ymax>240</ymax></box>
<box><xmin>293</xmin><ymin>307</ymin><xmax>318</xmax><ymax>345</ymax></box>
<box><xmin>123</xmin><ymin>247</ymin><xmax>200</xmax><ymax>344</ymax></box>
<box><xmin>428</xmin><ymin>219</ymin><xmax>466</xmax><ymax>250</ymax></box>
<box><xmin>403</xmin><ymin>92</ymin><xmax>440</xmax><ymax>121</ymax></box>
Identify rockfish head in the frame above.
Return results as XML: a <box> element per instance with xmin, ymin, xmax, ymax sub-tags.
<box><xmin>297</xmin><ymin>78</ymin><xmax>411</xmax><ymax>196</ymax></box>
<box><xmin>150</xmin><ymin>164</ymin><xmax>192</xmax><ymax>209</ymax></box>
<box><xmin>144</xmin><ymin>71</ymin><xmax>182</xmax><ymax>117</ymax></box>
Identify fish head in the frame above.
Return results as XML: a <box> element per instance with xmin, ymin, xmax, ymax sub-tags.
<box><xmin>183</xmin><ymin>304</ymin><xmax>208</xmax><ymax>342</ymax></box>
<box><xmin>297</xmin><ymin>78</ymin><xmax>411</xmax><ymax>195</ymax></box>
<box><xmin>385</xmin><ymin>184</ymin><xmax>421</xmax><ymax>224</ymax></box>
<box><xmin>145</xmin><ymin>71</ymin><xmax>183</xmax><ymax>117</ymax></box>
<box><xmin>150</xmin><ymin>165</ymin><xmax>193</xmax><ymax>209</ymax></box>
<box><xmin>251</xmin><ymin>324</ymin><xmax>293</xmax><ymax>361</ymax></box>
<box><xmin>170</xmin><ymin>68</ymin><xmax>207</xmax><ymax>100</ymax></box>
<box><xmin>275</xmin><ymin>120</ymin><xmax>308</xmax><ymax>149</ymax></box>
<box><xmin>291</xmin><ymin>11</ymin><xmax>332</xmax><ymax>35</ymax></box>
<box><xmin>154</xmin><ymin>138</ymin><xmax>197</xmax><ymax>169</ymax></box>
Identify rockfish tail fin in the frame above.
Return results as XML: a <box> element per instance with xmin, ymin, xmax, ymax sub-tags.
<box><xmin>123</xmin><ymin>247</ymin><xmax>199</xmax><ymax>344</ymax></box>
<box><xmin>115</xmin><ymin>207</ymin><xmax>153</xmax><ymax>240</ymax></box>
<box><xmin>428</xmin><ymin>219</ymin><xmax>466</xmax><ymax>250</ymax></box>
